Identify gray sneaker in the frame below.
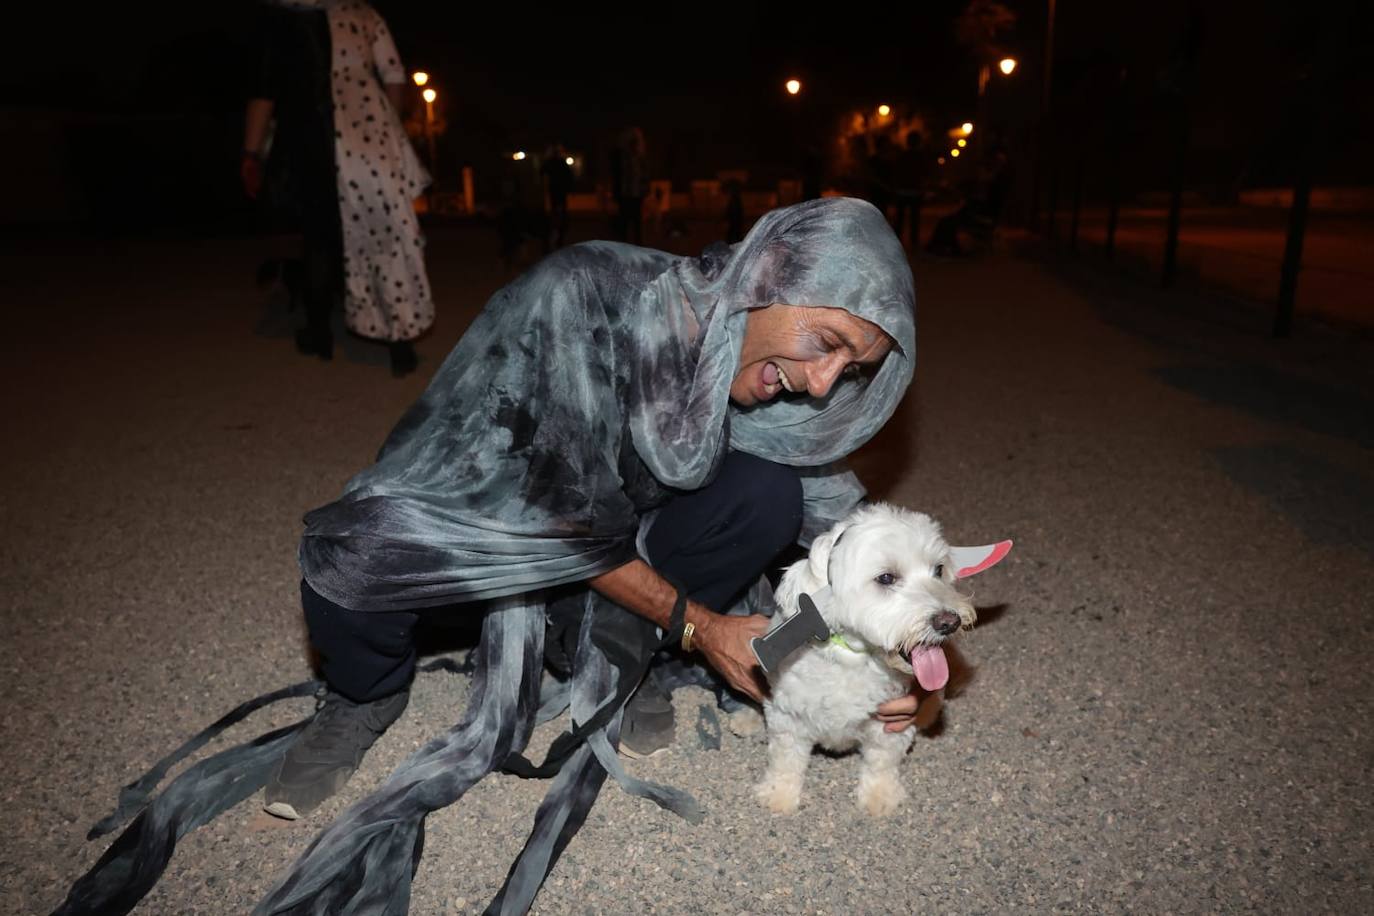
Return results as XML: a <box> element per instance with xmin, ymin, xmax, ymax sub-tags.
<box><xmin>619</xmin><ymin>677</ymin><xmax>675</xmax><ymax>759</ymax></box>
<box><xmin>263</xmin><ymin>687</ymin><xmax>410</xmax><ymax>820</ymax></box>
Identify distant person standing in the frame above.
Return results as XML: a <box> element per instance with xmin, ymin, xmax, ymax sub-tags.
<box><xmin>541</xmin><ymin>143</ymin><xmax>574</xmax><ymax>249</ymax></box>
<box><xmin>890</xmin><ymin>131</ymin><xmax>927</xmax><ymax>249</ymax></box>
<box><xmin>611</xmin><ymin>127</ymin><xmax>646</xmax><ymax>244</ymax></box>
<box><xmin>724</xmin><ymin>180</ymin><xmax>746</xmax><ymax>244</ymax></box>
<box><xmin>926</xmin><ymin>147</ymin><xmax>1013</xmax><ymax>257</ymax></box>
<box><xmin>243</xmin><ymin>0</ymin><xmax>433</xmax><ymax>378</ymax></box>
<box><xmin>864</xmin><ymin>134</ymin><xmax>898</xmax><ymax>223</ymax></box>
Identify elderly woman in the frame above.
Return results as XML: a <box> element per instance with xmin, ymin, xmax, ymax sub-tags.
<box><xmin>58</xmin><ymin>198</ymin><xmax>917</xmax><ymax>916</ymax></box>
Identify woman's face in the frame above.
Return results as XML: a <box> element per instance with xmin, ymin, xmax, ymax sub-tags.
<box><xmin>730</xmin><ymin>304</ymin><xmax>893</xmax><ymax>406</ymax></box>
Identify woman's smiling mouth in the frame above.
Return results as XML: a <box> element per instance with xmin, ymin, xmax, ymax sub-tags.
<box><xmin>761</xmin><ymin>362</ymin><xmax>800</xmax><ymax>398</ymax></box>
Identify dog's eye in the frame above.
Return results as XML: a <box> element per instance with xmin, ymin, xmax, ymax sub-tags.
<box><xmin>932</xmin><ymin>564</ymin><xmax>945</xmax><ymax>579</ymax></box>
<box><xmin>875</xmin><ymin>572</ymin><xmax>897</xmax><ymax>586</ymax></box>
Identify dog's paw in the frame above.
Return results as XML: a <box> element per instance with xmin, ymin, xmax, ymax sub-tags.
<box><xmin>755</xmin><ymin>776</ymin><xmax>802</xmax><ymax>815</ymax></box>
<box><xmin>857</xmin><ymin>775</ymin><xmax>906</xmax><ymax>817</ymax></box>
<box><xmin>726</xmin><ymin>707</ymin><xmax>765</xmax><ymax>738</ymax></box>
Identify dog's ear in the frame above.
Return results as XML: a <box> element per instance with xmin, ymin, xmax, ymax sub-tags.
<box><xmin>949</xmin><ymin>540</ymin><xmax>1013</xmax><ymax>578</ymax></box>
<box><xmin>807</xmin><ymin>523</ymin><xmax>848</xmax><ymax>583</ymax></box>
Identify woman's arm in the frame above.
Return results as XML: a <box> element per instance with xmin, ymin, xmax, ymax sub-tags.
<box><xmin>243</xmin><ymin>98</ymin><xmax>274</xmax><ymax>156</ymax></box>
<box><xmin>240</xmin><ymin>99</ymin><xmax>275</xmax><ymax>199</ymax></box>
<box><xmin>589</xmin><ymin>558</ymin><xmax>769</xmax><ymax>702</ymax></box>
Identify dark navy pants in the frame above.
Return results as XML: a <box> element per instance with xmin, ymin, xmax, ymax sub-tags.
<box><xmin>302</xmin><ymin>452</ymin><xmax>803</xmax><ymax>702</ymax></box>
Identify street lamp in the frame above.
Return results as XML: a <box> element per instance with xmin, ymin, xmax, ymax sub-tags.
<box><xmin>420</xmin><ymin>87</ymin><xmax>438</xmax><ymax>197</ymax></box>
<box><xmin>513</xmin><ymin>151</ymin><xmax>526</xmax><ymax>161</ymax></box>
<box><xmin>877</xmin><ymin>104</ymin><xmax>891</xmax><ymax>117</ymax></box>
<box><xmin>957</xmin><ymin>138</ymin><xmax>967</xmax><ymax>148</ymax></box>
<box><xmin>950</xmin><ymin>148</ymin><xmax>961</xmax><ymax>158</ymax></box>
<box><xmin>961</xmin><ymin>122</ymin><xmax>974</xmax><ymax>135</ymax></box>
<box><xmin>412</xmin><ymin>71</ymin><xmax>429</xmax><ymax>87</ymax></box>
<box><xmin>999</xmin><ymin>57</ymin><xmax>1017</xmax><ymax>76</ymax></box>
<box><xmin>785</xmin><ymin>78</ymin><xmax>802</xmax><ymax>96</ymax></box>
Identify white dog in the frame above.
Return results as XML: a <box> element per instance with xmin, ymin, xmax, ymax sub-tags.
<box><xmin>756</xmin><ymin>502</ymin><xmax>1010</xmax><ymax>816</ymax></box>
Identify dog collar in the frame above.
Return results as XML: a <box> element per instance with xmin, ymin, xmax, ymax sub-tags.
<box><xmin>828</xmin><ymin>632</ymin><xmax>865</xmax><ymax>654</ymax></box>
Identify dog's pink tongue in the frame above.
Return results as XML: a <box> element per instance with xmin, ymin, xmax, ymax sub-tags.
<box><xmin>911</xmin><ymin>646</ymin><xmax>949</xmax><ymax>691</ymax></box>
<box><xmin>762</xmin><ymin>362</ymin><xmax>779</xmax><ymax>385</ymax></box>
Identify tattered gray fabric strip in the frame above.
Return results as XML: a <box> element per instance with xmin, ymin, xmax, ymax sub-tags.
<box><xmin>486</xmin><ymin>609</ymin><xmax>620</xmax><ymax>915</ymax></box>
<box><xmin>86</xmin><ymin>679</ymin><xmax>324</xmax><ymax>841</ymax></box>
<box><xmin>255</xmin><ymin>597</ymin><xmax>545</xmax><ymax>914</ymax></box>
<box><xmin>588</xmin><ymin>728</ymin><xmax>703</xmax><ymax>822</ymax></box>
<box><xmin>486</xmin><ymin>600</ymin><xmax>701</xmax><ymax>915</ymax></box>
<box><xmin>53</xmin><ymin>723</ymin><xmax>308</xmax><ymax>916</ymax></box>
<box><xmin>486</xmin><ymin>741</ymin><xmax>606</xmax><ymax>916</ymax></box>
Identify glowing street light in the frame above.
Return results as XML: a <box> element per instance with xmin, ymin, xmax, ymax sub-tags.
<box><xmin>961</xmin><ymin>122</ymin><xmax>974</xmax><ymax>135</ymax></box>
<box><xmin>957</xmin><ymin>138</ymin><xmax>967</xmax><ymax>148</ymax></box>
<box><xmin>418</xmin><ymin>83</ymin><xmax>438</xmax><ymax>201</ymax></box>
<box><xmin>950</xmin><ymin>148</ymin><xmax>961</xmax><ymax>158</ymax></box>
<box><xmin>513</xmin><ymin>151</ymin><xmax>527</xmax><ymax>161</ymax></box>
<box><xmin>938</xmin><ymin>157</ymin><xmax>946</xmax><ymax>165</ymax></box>
<box><xmin>785</xmin><ymin>78</ymin><xmax>802</xmax><ymax>96</ymax></box>
<box><xmin>877</xmin><ymin>104</ymin><xmax>891</xmax><ymax>117</ymax></box>
<box><xmin>999</xmin><ymin>57</ymin><xmax>1017</xmax><ymax>76</ymax></box>
<box><xmin>565</xmin><ymin>156</ymin><xmax>574</xmax><ymax>166</ymax></box>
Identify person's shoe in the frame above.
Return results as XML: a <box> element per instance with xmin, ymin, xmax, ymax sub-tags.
<box><xmin>389</xmin><ymin>341</ymin><xmax>418</xmax><ymax>378</ymax></box>
<box><xmin>619</xmin><ymin>677</ymin><xmax>675</xmax><ymax>759</ymax></box>
<box><xmin>263</xmin><ymin>687</ymin><xmax>410</xmax><ymax>820</ymax></box>
<box><xmin>294</xmin><ymin>328</ymin><xmax>333</xmax><ymax>361</ymax></box>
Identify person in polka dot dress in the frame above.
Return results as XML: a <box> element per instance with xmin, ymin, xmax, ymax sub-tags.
<box><xmin>267</xmin><ymin>0</ymin><xmax>435</xmax><ymax>377</ymax></box>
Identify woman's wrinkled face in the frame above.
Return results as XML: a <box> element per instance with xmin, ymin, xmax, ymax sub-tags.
<box><xmin>729</xmin><ymin>304</ymin><xmax>893</xmax><ymax>406</ymax></box>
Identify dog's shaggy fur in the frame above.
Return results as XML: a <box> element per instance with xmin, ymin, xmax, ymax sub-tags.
<box><xmin>757</xmin><ymin>503</ymin><xmax>979</xmax><ymax>816</ymax></box>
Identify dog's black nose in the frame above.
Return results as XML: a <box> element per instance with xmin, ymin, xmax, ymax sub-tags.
<box><xmin>931</xmin><ymin>611</ymin><xmax>961</xmax><ymax>636</ymax></box>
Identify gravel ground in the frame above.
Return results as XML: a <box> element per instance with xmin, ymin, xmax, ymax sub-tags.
<box><xmin>2</xmin><ymin>224</ymin><xmax>1371</xmax><ymax>914</ymax></box>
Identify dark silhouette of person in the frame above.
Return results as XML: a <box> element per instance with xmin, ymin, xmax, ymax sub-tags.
<box><xmin>865</xmin><ymin>134</ymin><xmax>898</xmax><ymax>222</ymax></box>
<box><xmin>243</xmin><ymin>7</ymin><xmax>339</xmax><ymax>361</ymax></box>
<box><xmin>926</xmin><ymin>148</ymin><xmax>1013</xmax><ymax>256</ymax></box>
<box><xmin>890</xmin><ymin>131</ymin><xmax>927</xmax><ymax>249</ymax></box>
<box><xmin>725</xmin><ymin>180</ymin><xmax>746</xmax><ymax>244</ymax></box>
<box><xmin>610</xmin><ymin>127</ymin><xmax>646</xmax><ymax>244</ymax></box>
<box><xmin>542</xmin><ymin>143</ymin><xmax>574</xmax><ymax>249</ymax></box>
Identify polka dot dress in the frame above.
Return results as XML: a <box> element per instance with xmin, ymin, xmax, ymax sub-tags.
<box><xmin>325</xmin><ymin>0</ymin><xmax>434</xmax><ymax>343</ymax></box>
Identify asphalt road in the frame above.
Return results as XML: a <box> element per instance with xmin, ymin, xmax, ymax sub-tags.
<box><xmin>3</xmin><ymin>221</ymin><xmax>1371</xmax><ymax>914</ymax></box>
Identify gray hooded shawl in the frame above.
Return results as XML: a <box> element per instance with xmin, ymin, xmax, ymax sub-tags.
<box><xmin>300</xmin><ymin>196</ymin><xmax>914</xmax><ymax>612</ymax></box>
<box><xmin>55</xmin><ymin>198</ymin><xmax>915</xmax><ymax>916</ymax></box>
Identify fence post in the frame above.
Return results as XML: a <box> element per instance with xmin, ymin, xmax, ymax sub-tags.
<box><xmin>1069</xmin><ymin>155</ymin><xmax>1083</xmax><ymax>252</ymax></box>
<box><xmin>1161</xmin><ymin>3</ymin><xmax>1201</xmax><ymax>288</ymax></box>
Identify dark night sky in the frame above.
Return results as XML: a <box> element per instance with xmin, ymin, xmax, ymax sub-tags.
<box><xmin>3</xmin><ymin>0</ymin><xmax>1371</xmax><ymax>211</ymax></box>
<box><xmin>9</xmin><ymin>1</ymin><xmax>978</xmax><ymax>115</ymax></box>
<box><xmin>7</xmin><ymin>0</ymin><xmax>1005</xmax><ymax>190</ymax></box>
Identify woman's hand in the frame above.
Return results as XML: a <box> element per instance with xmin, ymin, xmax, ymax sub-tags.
<box><xmin>587</xmin><ymin>558</ymin><xmax>772</xmax><ymax>704</ymax></box>
<box><xmin>876</xmin><ymin>686</ymin><xmax>942</xmax><ymax>733</ymax></box>
<box><xmin>875</xmin><ymin>692</ymin><xmax>920</xmax><ymax>732</ymax></box>
<box><xmin>688</xmin><ymin>607</ymin><xmax>771</xmax><ymax>704</ymax></box>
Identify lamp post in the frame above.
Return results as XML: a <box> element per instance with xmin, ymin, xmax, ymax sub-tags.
<box><xmin>783</xmin><ymin>78</ymin><xmax>806</xmax><ymax>202</ymax></box>
<box><xmin>420</xmin><ymin>86</ymin><xmax>438</xmax><ymax>209</ymax></box>
<box><xmin>421</xmin><ymin>87</ymin><xmax>437</xmax><ymax>170</ymax></box>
